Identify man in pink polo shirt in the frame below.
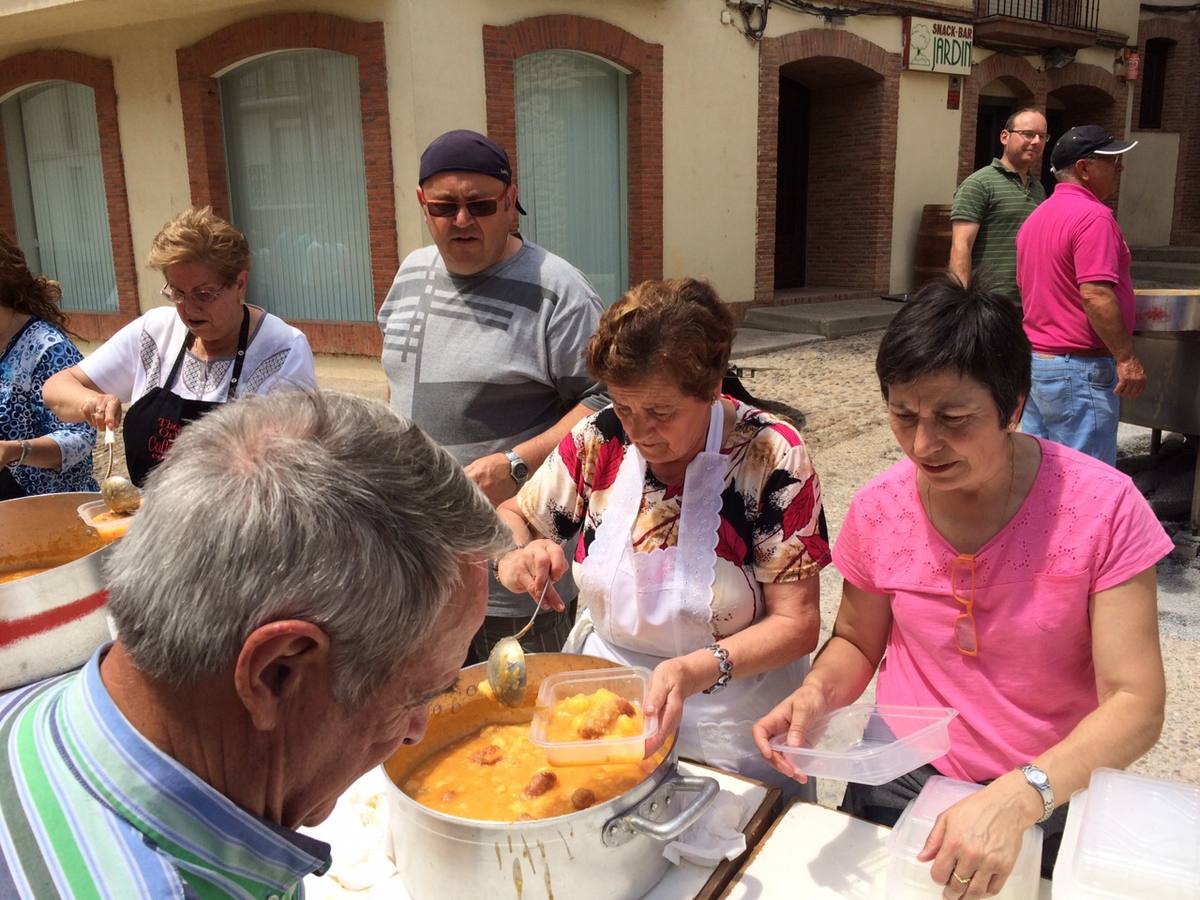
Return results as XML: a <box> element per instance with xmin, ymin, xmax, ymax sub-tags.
<box><xmin>1015</xmin><ymin>125</ymin><xmax>1146</xmax><ymax>466</ymax></box>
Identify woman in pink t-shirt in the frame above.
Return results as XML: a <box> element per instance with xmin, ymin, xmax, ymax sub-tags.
<box><xmin>754</xmin><ymin>276</ymin><xmax>1171</xmax><ymax>894</ymax></box>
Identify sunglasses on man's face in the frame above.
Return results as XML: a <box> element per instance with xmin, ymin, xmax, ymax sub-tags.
<box><xmin>420</xmin><ymin>187</ymin><xmax>508</xmax><ymax>219</ymax></box>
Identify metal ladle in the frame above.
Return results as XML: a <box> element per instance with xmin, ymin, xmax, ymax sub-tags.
<box><xmin>486</xmin><ymin>580</ymin><xmax>552</xmax><ymax>707</ymax></box>
<box><xmin>99</xmin><ymin>428</ymin><xmax>141</xmax><ymax>515</ymax></box>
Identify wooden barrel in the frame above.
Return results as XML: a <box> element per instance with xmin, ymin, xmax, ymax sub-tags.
<box><xmin>913</xmin><ymin>203</ymin><xmax>953</xmax><ymax>288</ymax></box>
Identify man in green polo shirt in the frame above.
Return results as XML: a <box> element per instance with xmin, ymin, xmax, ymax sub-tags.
<box><xmin>950</xmin><ymin>107</ymin><xmax>1048</xmax><ymax>305</ymax></box>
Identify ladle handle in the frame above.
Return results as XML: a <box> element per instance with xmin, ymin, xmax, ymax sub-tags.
<box><xmin>103</xmin><ymin>428</ymin><xmax>115</xmax><ymax>480</ymax></box>
<box><xmin>512</xmin><ymin>580</ymin><xmax>552</xmax><ymax>641</ymax></box>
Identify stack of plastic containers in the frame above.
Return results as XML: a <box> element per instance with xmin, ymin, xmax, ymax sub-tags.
<box><xmin>1052</xmin><ymin>768</ymin><xmax>1200</xmax><ymax>898</ymax></box>
<box><xmin>884</xmin><ymin>775</ymin><xmax>1043</xmax><ymax>899</ymax></box>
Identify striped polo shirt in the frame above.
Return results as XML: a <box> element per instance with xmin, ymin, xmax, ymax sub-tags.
<box><xmin>0</xmin><ymin>646</ymin><xmax>331</xmax><ymax>899</ymax></box>
<box><xmin>951</xmin><ymin>158</ymin><xmax>1047</xmax><ymax>304</ymax></box>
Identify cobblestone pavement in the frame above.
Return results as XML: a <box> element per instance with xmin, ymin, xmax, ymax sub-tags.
<box><xmin>92</xmin><ymin>332</ymin><xmax>1197</xmax><ymax>806</ymax></box>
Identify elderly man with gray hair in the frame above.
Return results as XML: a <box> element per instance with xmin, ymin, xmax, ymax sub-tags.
<box><xmin>0</xmin><ymin>390</ymin><xmax>510</xmax><ymax>898</ymax></box>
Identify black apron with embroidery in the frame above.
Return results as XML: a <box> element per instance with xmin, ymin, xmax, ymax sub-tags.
<box><xmin>122</xmin><ymin>308</ymin><xmax>249</xmax><ymax>486</ymax></box>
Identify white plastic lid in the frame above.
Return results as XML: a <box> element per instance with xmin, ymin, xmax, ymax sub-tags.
<box><xmin>1068</xmin><ymin>768</ymin><xmax>1200</xmax><ymax>897</ymax></box>
<box><xmin>886</xmin><ymin>775</ymin><xmax>1043</xmax><ymax>900</ymax></box>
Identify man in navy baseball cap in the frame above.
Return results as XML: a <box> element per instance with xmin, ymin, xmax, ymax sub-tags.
<box><xmin>379</xmin><ymin>130</ymin><xmax>608</xmax><ymax>662</ymax></box>
<box><xmin>419</xmin><ymin>129</ymin><xmax>527</xmax><ymax>217</ymax></box>
<box><xmin>1016</xmin><ymin>124</ymin><xmax>1145</xmax><ymax>465</ymax></box>
<box><xmin>1049</xmin><ymin>125</ymin><xmax>1138</xmax><ymax>174</ymax></box>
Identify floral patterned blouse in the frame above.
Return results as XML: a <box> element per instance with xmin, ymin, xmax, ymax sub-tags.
<box><xmin>517</xmin><ymin>398</ymin><xmax>831</xmax><ymax>639</ymax></box>
<box><xmin>0</xmin><ymin>317</ymin><xmax>96</xmax><ymax>495</ymax></box>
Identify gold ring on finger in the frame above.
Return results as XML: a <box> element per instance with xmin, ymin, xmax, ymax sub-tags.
<box><xmin>952</xmin><ymin>871</ymin><xmax>972</xmax><ymax>885</ymax></box>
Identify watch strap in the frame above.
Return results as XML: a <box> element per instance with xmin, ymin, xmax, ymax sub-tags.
<box><xmin>1018</xmin><ymin>764</ymin><xmax>1054</xmax><ymax>823</ymax></box>
<box><xmin>504</xmin><ymin>450</ymin><xmax>529</xmax><ymax>486</ymax></box>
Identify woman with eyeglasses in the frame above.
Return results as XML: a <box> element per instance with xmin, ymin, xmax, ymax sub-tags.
<box><xmin>753</xmin><ymin>276</ymin><xmax>1170</xmax><ymax>893</ymax></box>
<box><xmin>0</xmin><ymin>231</ymin><xmax>97</xmax><ymax>499</ymax></box>
<box><xmin>44</xmin><ymin>207</ymin><xmax>315</xmax><ymax>486</ymax></box>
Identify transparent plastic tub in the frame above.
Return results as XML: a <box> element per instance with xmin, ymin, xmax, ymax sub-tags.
<box><xmin>1052</xmin><ymin>768</ymin><xmax>1200</xmax><ymax>898</ymax></box>
<box><xmin>767</xmin><ymin>704</ymin><xmax>957</xmax><ymax>785</ymax></box>
<box><xmin>76</xmin><ymin>499</ymin><xmax>137</xmax><ymax>541</ymax></box>
<box><xmin>530</xmin><ymin>666</ymin><xmax>656</xmax><ymax>766</ymax></box>
<box><xmin>883</xmin><ymin>775</ymin><xmax>1043</xmax><ymax>899</ymax></box>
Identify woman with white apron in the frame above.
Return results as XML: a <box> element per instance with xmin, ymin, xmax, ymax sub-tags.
<box><xmin>495</xmin><ymin>278</ymin><xmax>830</xmax><ymax>797</ymax></box>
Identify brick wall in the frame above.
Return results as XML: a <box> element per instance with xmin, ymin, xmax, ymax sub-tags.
<box><xmin>482</xmin><ymin>15</ymin><xmax>663</xmax><ymax>288</ymax></box>
<box><xmin>755</xmin><ymin>29</ymin><xmax>901</xmax><ymax>305</ymax></box>
<box><xmin>1130</xmin><ymin>15</ymin><xmax>1200</xmax><ymax>244</ymax></box>
<box><xmin>0</xmin><ymin>50</ymin><xmax>139</xmax><ymax>341</ymax></box>
<box><xmin>177</xmin><ymin>12</ymin><xmax>396</xmax><ymax>355</ymax></box>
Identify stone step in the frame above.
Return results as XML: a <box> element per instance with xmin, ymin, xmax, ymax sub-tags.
<box><xmin>1131</xmin><ymin>246</ymin><xmax>1200</xmax><ymax>264</ymax></box>
<box><xmin>1131</xmin><ymin>260</ymin><xmax>1200</xmax><ymax>288</ymax></box>
<box><xmin>730</xmin><ymin>328</ymin><xmax>824</xmax><ymax>359</ymax></box>
<box><xmin>744</xmin><ymin>297</ymin><xmax>900</xmax><ymax>338</ymax></box>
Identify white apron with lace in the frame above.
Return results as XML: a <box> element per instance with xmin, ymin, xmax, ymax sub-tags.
<box><xmin>566</xmin><ymin>401</ymin><xmax>811</xmax><ymax>781</ymax></box>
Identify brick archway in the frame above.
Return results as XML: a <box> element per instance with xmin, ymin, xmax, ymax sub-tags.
<box><xmin>755</xmin><ymin>29</ymin><xmax>902</xmax><ymax>303</ymax></box>
<box><xmin>1131</xmin><ymin>17</ymin><xmax>1200</xmax><ymax>242</ymax></box>
<box><xmin>177</xmin><ymin>12</ymin><xmax>396</xmax><ymax>355</ymax></box>
<box><xmin>0</xmin><ymin>50</ymin><xmax>138</xmax><ymax>341</ymax></box>
<box><xmin>1047</xmin><ymin>62</ymin><xmax>1126</xmax><ymax>135</ymax></box>
<box><xmin>482</xmin><ymin>15</ymin><xmax>663</xmax><ymax>287</ymax></box>
<box><xmin>957</xmin><ymin>54</ymin><xmax>1048</xmax><ymax>182</ymax></box>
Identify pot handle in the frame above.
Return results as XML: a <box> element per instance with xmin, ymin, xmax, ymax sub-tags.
<box><xmin>602</xmin><ymin>774</ymin><xmax>720</xmax><ymax>848</ymax></box>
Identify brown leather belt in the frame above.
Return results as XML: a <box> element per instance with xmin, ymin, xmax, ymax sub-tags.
<box><xmin>1034</xmin><ymin>347</ymin><xmax>1112</xmax><ymax>359</ymax></box>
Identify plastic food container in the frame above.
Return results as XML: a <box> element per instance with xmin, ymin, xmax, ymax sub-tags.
<box><xmin>1052</xmin><ymin>768</ymin><xmax>1200</xmax><ymax>898</ymax></box>
<box><xmin>883</xmin><ymin>775</ymin><xmax>1043</xmax><ymax>899</ymax></box>
<box><xmin>76</xmin><ymin>500</ymin><xmax>136</xmax><ymax>541</ymax></box>
<box><xmin>529</xmin><ymin>666</ymin><xmax>656</xmax><ymax>766</ymax></box>
<box><xmin>767</xmin><ymin>704</ymin><xmax>957</xmax><ymax>785</ymax></box>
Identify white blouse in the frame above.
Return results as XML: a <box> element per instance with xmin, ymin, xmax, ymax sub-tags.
<box><xmin>80</xmin><ymin>306</ymin><xmax>316</xmax><ymax>403</ymax></box>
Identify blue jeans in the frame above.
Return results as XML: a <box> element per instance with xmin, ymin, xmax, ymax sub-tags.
<box><xmin>1021</xmin><ymin>352</ymin><xmax>1119</xmax><ymax>465</ymax></box>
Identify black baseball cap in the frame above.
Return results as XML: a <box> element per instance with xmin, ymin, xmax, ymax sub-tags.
<box><xmin>1050</xmin><ymin>125</ymin><xmax>1138</xmax><ymax>173</ymax></box>
<box><xmin>419</xmin><ymin>129</ymin><xmax>526</xmax><ymax>214</ymax></box>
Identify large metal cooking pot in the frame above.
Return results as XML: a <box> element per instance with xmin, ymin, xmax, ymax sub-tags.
<box><xmin>0</xmin><ymin>492</ymin><xmax>116</xmax><ymax>690</ymax></box>
<box><xmin>384</xmin><ymin>654</ymin><xmax>719</xmax><ymax>900</ymax></box>
<box><xmin>1120</xmin><ymin>290</ymin><xmax>1200</xmax><ymax>436</ymax></box>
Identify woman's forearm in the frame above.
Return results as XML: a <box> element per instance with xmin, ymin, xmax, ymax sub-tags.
<box><xmin>1025</xmin><ymin>687</ymin><xmax>1163</xmax><ymax>816</ymax></box>
<box><xmin>43</xmin><ymin>369</ymin><xmax>98</xmax><ymax>423</ymax></box>
<box><xmin>1</xmin><ymin>436</ymin><xmax>64</xmax><ymax>470</ymax></box>
<box><xmin>496</xmin><ymin>500</ymin><xmax>536</xmax><ymax>547</ymax></box>
<box><xmin>801</xmin><ymin>633</ymin><xmax>882</xmax><ymax>712</ymax></box>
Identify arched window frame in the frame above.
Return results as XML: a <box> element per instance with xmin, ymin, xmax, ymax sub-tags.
<box><xmin>483</xmin><ymin>15</ymin><xmax>663</xmax><ymax>289</ymax></box>
<box><xmin>0</xmin><ymin>51</ymin><xmax>138</xmax><ymax>341</ymax></box>
<box><xmin>177</xmin><ymin>13</ymin><xmax>396</xmax><ymax>355</ymax></box>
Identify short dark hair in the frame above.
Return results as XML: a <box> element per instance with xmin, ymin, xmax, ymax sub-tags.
<box><xmin>1004</xmin><ymin>107</ymin><xmax>1045</xmax><ymax>132</ymax></box>
<box><xmin>876</xmin><ymin>275</ymin><xmax>1031</xmax><ymax>427</ymax></box>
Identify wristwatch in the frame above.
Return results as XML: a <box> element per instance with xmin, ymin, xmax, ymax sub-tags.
<box><xmin>1018</xmin><ymin>764</ymin><xmax>1054</xmax><ymax>823</ymax></box>
<box><xmin>505</xmin><ymin>450</ymin><xmax>529</xmax><ymax>487</ymax></box>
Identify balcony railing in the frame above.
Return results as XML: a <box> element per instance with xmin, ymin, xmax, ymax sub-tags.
<box><xmin>975</xmin><ymin>0</ymin><xmax>1099</xmax><ymax>31</ymax></box>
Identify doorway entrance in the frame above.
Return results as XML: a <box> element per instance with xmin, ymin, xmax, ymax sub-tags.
<box><xmin>773</xmin><ymin>75</ymin><xmax>810</xmax><ymax>290</ymax></box>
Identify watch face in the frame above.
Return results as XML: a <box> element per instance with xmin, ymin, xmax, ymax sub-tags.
<box><xmin>512</xmin><ymin>461</ymin><xmax>529</xmax><ymax>480</ymax></box>
<box><xmin>1028</xmin><ymin>768</ymin><xmax>1048</xmax><ymax>787</ymax></box>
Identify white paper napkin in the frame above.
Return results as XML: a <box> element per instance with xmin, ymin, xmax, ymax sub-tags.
<box><xmin>663</xmin><ymin>790</ymin><xmax>748</xmax><ymax>866</ymax></box>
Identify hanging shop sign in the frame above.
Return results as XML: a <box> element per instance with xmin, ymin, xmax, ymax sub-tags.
<box><xmin>903</xmin><ymin>17</ymin><xmax>974</xmax><ymax>76</ymax></box>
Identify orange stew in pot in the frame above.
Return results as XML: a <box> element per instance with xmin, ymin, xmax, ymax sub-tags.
<box><xmin>403</xmin><ymin>689</ymin><xmax>665</xmax><ymax>821</ymax></box>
